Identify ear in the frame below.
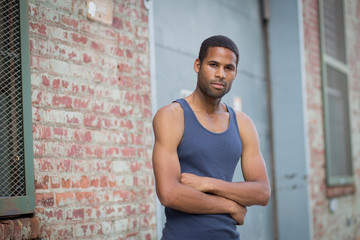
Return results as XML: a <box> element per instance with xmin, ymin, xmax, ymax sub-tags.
<box><xmin>194</xmin><ymin>58</ymin><xmax>201</xmax><ymax>73</ymax></box>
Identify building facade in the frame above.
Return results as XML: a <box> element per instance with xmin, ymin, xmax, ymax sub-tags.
<box><xmin>304</xmin><ymin>0</ymin><xmax>360</xmax><ymax>239</ymax></box>
<box><xmin>0</xmin><ymin>0</ymin><xmax>156</xmax><ymax>239</ymax></box>
<box><xmin>0</xmin><ymin>0</ymin><xmax>359</xmax><ymax>239</ymax></box>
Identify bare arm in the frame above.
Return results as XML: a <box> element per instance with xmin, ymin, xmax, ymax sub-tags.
<box><xmin>152</xmin><ymin>104</ymin><xmax>247</xmax><ymax>224</ymax></box>
<box><xmin>180</xmin><ymin>112</ymin><xmax>271</xmax><ymax>207</ymax></box>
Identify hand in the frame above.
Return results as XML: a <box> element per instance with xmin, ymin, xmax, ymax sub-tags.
<box><xmin>180</xmin><ymin>173</ymin><xmax>207</xmax><ymax>192</ymax></box>
<box><xmin>229</xmin><ymin>203</ymin><xmax>247</xmax><ymax>225</ymax></box>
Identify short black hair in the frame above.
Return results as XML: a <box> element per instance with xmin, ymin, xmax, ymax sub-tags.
<box><xmin>198</xmin><ymin>35</ymin><xmax>239</xmax><ymax>66</ymax></box>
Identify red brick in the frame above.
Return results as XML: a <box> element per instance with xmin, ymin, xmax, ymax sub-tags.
<box><xmin>61</xmin><ymin>14</ymin><xmax>79</xmax><ymax>28</ymax></box>
<box><xmin>84</xmin><ymin>114</ymin><xmax>101</xmax><ymax>128</ymax></box>
<box><xmin>62</xmin><ymin>177</ymin><xmax>71</xmax><ymax>188</ymax></box>
<box><xmin>105</xmin><ymin>146</ymin><xmax>119</xmax><ymax>157</ymax></box>
<box><xmin>12</xmin><ymin>220</ymin><xmax>22</xmax><ymax>239</ymax></box>
<box><xmin>51</xmin><ymin>176</ymin><xmax>61</xmax><ymax>188</ymax></box>
<box><xmin>44</xmin><ymin>209</ymin><xmax>63</xmax><ymax>222</ymax></box>
<box><xmin>56</xmin><ymin>192</ymin><xmax>75</xmax><ymax>206</ymax></box>
<box><xmin>68</xmin><ymin>144</ymin><xmax>83</xmax><ymax>157</ymax></box>
<box><xmin>117</xmin><ymin>63</ymin><xmax>132</xmax><ymax>73</ymax></box>
<box><xmin>121</xmin><ymin>120</ymin><xmax>134</xmax><ymax>130</ymax></box>
<box><xmin>71</xmin><ymin>33</ymin><xmax>88</xmax><ymax>44</ymax></box>
<box><xmin>133</xmin><ymin>176</ymin><xmax>138</xmax><ymax>186</ymax></box>
<box><xmin>90</xmin><ymin>177</ymin><xmax>99</xmax><ymax>187</ymax></box>
<box><xmin>42</xmin><ymin>75</ymin><xmax>50</xmax><ymax>86</ymax></box>
<box><xmin>52</xmin><ymin>94</ymin><xmax>72</xmax><ymax>108</ymax></box>
<box><xmin>29</xmin><ymin>22</ymin><xmax>47</xmax><ymax>35</ymax></box>
<box><xmin>50</xmin><ymin>226</ymin><xmax>73</xmax><ymax>239</ymax></box>
<box><xmin>36</xmin><ymin>192</ymin><xmax>55</xmax><ymax>207</ymax></box>
<box><xmin>130</xmin><ymin>161</ymin><xmax>142</xmax><ymax>172</ymax></box>
<box><xmin>112</xmin><ymin>47</ymin><xmax>124</xmax><ymax>57</ymax></box>
<box><xmin>75</xmin><ymin>192</ymin><xmax>95</xmax><ymax>205</ymax></box>
<box><xmin>72</xmin><ymin>208</ymin><xmax>85</xmax><ymax>220</ymax></box>
<box><xmin>33</xmin><ymin>125</ymin><xmax>52</xmax><ymax>139</ymax></box>
<box><xmin>112</xmin><ymin>17</ymin><xmax>123</xmax><ymax>29</ymax></box>
<box><xmin>53</xmin><ymin>78</ymin><xmax>61</xmax><ymax>89</ymax></box>
<box><xmin>90</xmin><ymin>41</ymin><xmax>105</xmax><ymax>52</ymax></box>
<box><xmin>56</xmin><ymin>159</ymin><xmax>72</xmax><ymax>172</ymax></box>
<box><xmin>100</xmin><ymin>176</ymin><xmax>108</xmax><ymax>187</ymax></box>
<box><xmin>1</xmin><ymin>220</ymin><xmax>14</xmax><ymax>238</ymax></box>
<box><xmin>121</xmin><ymin>147</ymin><xmax>137</xmax><ymax>158</ymax></box>
<box><xmin>84</xmin><ymin>145</ymin><xmax>103</xmax><ymax>158</ymax></box>
<box><xmin>74</xmin><ymin>130</ymin><xmax>92</xmax><ymax>142</ymax></box>
<box><xmin>29</xmin><ymin>217</ymin><xmax>40</xmax><ymax>239</ymax></box>
<box><xmin>108</xmin><ymin>176</ymin><xmax>116</xmax><ymax>187</ymax></box>
<box><xmin>35</xmin><ymin>158</ymin><xmax>54</xmax><ymax>172</ymax></box>
<box><xmin>35</xmin><ymin>175</ymin><xmax>49</xmax><ymax>189</ymax></box>
<box><xmin>80</xmin><ymin>176</ymin><xmax>90</xmax><ymax>188</ymax></box>
<box><xmin>82</xmin><ymin>53</ymin><xmax>92</xmax><ymax>64</ymax></box>
<box><xmin>96</xmin><ymin>160</ymin><xmax>112</xmax><ymax>172</ymax></box>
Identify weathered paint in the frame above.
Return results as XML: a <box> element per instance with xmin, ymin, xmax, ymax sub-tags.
<box><xmin>153</xmin><ymin>0</ymin><xmax>274</xmax><ymax>239</ymax></box>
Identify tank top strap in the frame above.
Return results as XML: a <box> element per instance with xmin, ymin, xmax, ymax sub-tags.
<box><xmin>173</xmin><ymin>98</ymin><xmax>190</xmax><ymax>112</ymax></box>
<box><xmin>174</xmin><ymin>98</ymin><xmax>197</xmax><ymax>133</ymax></box>
<box><xmin>226</xmin><ymin>104</ymin><xmax>240</xmax><ymax>134</ymax></box>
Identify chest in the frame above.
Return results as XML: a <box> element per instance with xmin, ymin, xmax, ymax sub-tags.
<box><xmin>193</xmin><ymin>111</ymin><xmax>230</xmax><ymax>133</ymax></box>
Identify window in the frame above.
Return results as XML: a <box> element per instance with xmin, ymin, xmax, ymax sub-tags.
<box><xmin>319</xmin><ymin>0</ymin><xmax>353</xmax><ymax>187</ymax></box>
<box><xmin>0</xmin><ymin>0</ymin><xmax>35</xmax><ymax>216</ymax></box>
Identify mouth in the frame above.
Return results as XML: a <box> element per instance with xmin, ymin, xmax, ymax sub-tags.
<box><xmin>211</xmin><ymin>82</ymin><xmax>225</xmax><ymax>90</ymax></box>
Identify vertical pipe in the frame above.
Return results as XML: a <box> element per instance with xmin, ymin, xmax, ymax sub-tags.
<box><xmin>260</xmin><ymin>0</ymin><xmax>278</xmax><ymax>239</ymax></box>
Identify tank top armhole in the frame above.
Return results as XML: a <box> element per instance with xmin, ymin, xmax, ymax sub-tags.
<box><xmin>227</xmin><ymin>105</ymin><xmax>242</xmax><ymax>142</ymax></box>
<box><xmin>172</xmin><ymin>99</ymin><xmax>187</xmax><ymax>152</ymax></box>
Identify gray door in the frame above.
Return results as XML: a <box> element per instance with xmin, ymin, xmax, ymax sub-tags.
<box><xmin>153</xmin><ymin>1</ymin><xmax>274</xmax><ymax>239</ymax></box>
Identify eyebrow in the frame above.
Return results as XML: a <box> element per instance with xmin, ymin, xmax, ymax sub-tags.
<box><xmin>225</xmin><ymin>63</ymin><xmax>236</xmax><ymax>69</ymax></box>
<box><xmin>206</xmin><ymin>60</ymin><xmax>236</xmax><ymax>69</ymax></box>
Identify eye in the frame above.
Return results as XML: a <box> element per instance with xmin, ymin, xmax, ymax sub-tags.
<box><xmin>209</xmin><ymin>63</ymin><xmax>217</xmax><ymax>68</ymax></box>
<box><xmin>225</xmin><ymin>66</ymin><xmax>235</xmax><ymax>71</ymax></box>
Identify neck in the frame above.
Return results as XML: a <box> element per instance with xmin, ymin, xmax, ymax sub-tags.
<box><xmin>186</xmin><ymin>87</ymin><xmax>224</xmax><ymax>114</ymax></box>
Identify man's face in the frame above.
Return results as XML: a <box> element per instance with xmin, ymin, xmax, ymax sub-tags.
<box><xmin>194</xmin><ymin>47</ymin><xmax>237</xmax><ymax>99</ymax></box>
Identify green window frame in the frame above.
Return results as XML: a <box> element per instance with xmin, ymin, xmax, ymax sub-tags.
<box><xmin>318</xmin><ymin>0</ymin><xmax>354</xmax><ymax>187</ymax></box>
<box><xmin>0</xmin><ymin>0</ymin><xmax>35</xmax><ymax>217</ymax></box>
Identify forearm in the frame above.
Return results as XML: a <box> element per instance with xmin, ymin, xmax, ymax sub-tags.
<box><xmin>157</xmin><ymin>181</ymin><xmax>237</xmax><ymax>215</ymax></box>
<box><xmin>205</xmin><ymin>178</ymin><xmax>271</xmax><ymax>207</ymax></box>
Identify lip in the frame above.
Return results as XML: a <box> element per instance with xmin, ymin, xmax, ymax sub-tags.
<box><xmin>211</xmin><ymin>82</ymin><xmax>225</xmax><ymax>89</ymax></box>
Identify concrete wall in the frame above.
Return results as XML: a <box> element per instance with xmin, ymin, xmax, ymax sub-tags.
<box><xmin>153</xmin><ymin>1</ymin><xmax>274</xmax><ymax>239</ymax></box>
<box><xmin>303</xmin><ymin>0</ymin><xmax>360</xmax><ymax>239</ymax></box>
<box><xmin>268</xmin><ymin>0</ymin><xmax>312</xmax><ymax>239</ymax></box>
<box><xmin>0</xmin><ymin>0</ymin><xmax>156</xmax><ymax>239</ymax></box>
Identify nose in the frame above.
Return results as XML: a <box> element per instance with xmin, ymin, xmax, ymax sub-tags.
<box><xmin>216</xmin><ymin>67</ymin><xmax>225</xmax><ymax>79</ymax></box>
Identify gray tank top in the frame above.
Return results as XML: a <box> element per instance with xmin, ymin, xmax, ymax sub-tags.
<box><xmin>161</xmin><ymin>98</ymin><xmax>243</xmax><ymax>240</ymax></box>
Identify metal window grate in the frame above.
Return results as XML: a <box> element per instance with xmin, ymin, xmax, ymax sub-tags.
<box><xmin>326</xmin><ymin>64</ymin><xmax>352</xmax><ymax>178</ymax></box>
<box><xmin>323</xmin><ymin>0</ymin><xmax>346</xmax><ymax>63</ymax></box>
<box><xmin>0</xmin><ymin>0</ymin><xmax>26</xmax><ymax>197</ymax></box>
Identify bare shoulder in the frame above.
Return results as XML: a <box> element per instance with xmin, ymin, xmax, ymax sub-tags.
<box><xmin>234</xmin><ymin>110</ymin><xmax>255</xmax><ymax>128</ymax></box>
<box><xmin>153</xmin><ymin>102</ymin><xmax>184</xmax><ymax>126</ymax></box>
<box><xmin>153</xmin><ymin>102</ymin><xmax>184</xmax><ymax>144</ymax></box>
<box><xmin>233</xmin><ymin>110</ymin><xmax>259</xmax><ymax>143</ymax></box>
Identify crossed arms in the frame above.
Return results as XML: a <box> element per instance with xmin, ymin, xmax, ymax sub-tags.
<box><xmin>152</xmin><ymin>103</ymin><xmax>271</xmax><ymax>225</ymax></box>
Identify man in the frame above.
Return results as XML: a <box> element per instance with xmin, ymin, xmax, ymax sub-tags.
<box><xmin>152</xmin><ymin>35</ymin><xmax>271</xmax><ymax>239</ymax></box>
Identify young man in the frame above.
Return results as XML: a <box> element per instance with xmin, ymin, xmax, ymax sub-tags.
<box><xmin>152</xmin><ymin>35</ymin><xmax>271</xmax><ymax>239</ymax></box>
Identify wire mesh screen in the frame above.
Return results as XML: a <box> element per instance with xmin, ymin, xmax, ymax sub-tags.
<box><xmin>0</xmin><ymin>0</ymin><xmax>26</xmax><ymax>197</ymax></box>
<box><xmin>323</xmin><ymin>0</ymin><xmax>346</xmax><ymax>63</ymax></box>
<box><xmin>326</xmin><ymin>64</ymin><xmax>352</xmax><ymax>178</ymax></box>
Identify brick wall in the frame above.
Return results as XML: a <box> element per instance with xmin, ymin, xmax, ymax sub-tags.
<box><xmin>1</xmin><ymin>0</ymin><xmax>155</xmax><ymax>239</ymax></box>
<box><xmin>303</xmin><ymin>0</ymin><xmax>360</xmax><ymax>239</ymax></box>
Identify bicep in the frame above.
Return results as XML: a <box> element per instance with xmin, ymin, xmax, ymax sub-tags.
<box><xmin>238</xmin><ymin>114</ymin><xmax>269</xmax><ymax>182</ymax></box>
<box><xmin>152</xmin><ymin>107</ymin><xmax>184</xmax><ymax>200</ymax></box>
<box><xmin>152</xmin><ymin>141</ymin><xmax>181</xmax><ymax>186</ymax></box>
